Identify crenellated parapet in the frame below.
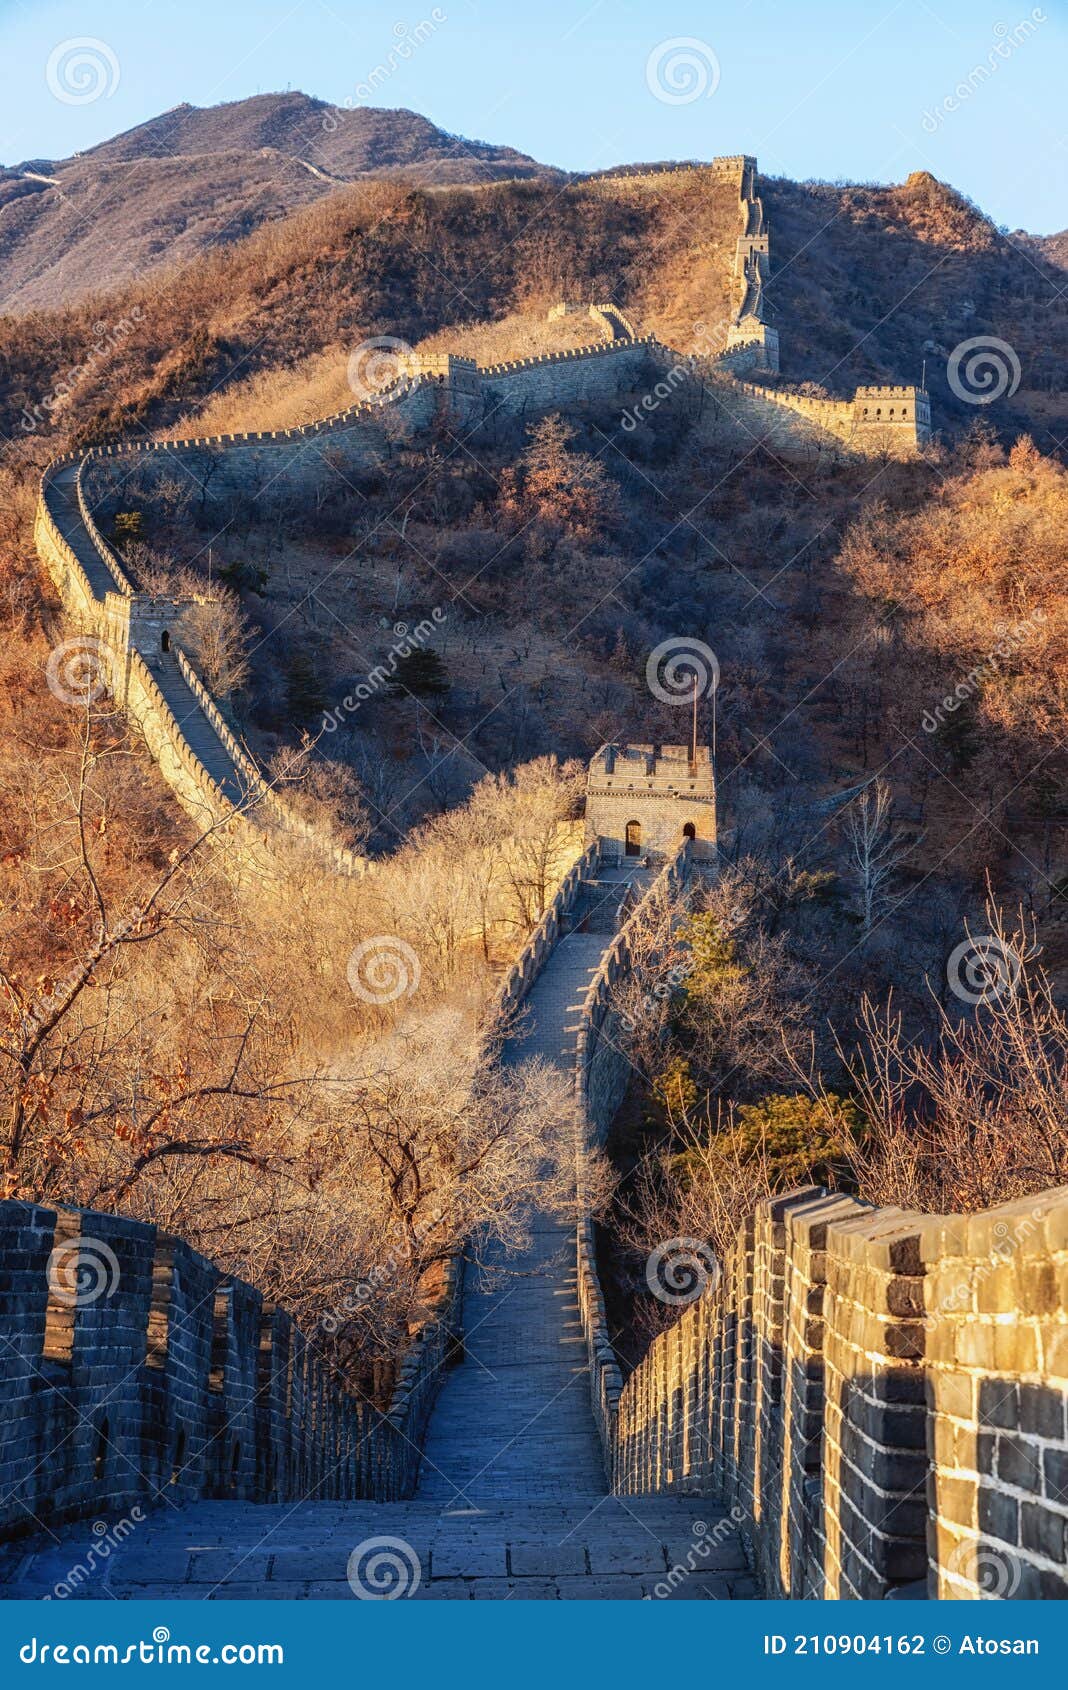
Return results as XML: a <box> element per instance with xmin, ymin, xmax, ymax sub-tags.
<box><xmin>585</xmin><ymin>742</ymin><xmax>717</xmax><ymax>863</ymax></box>
<box><xmin>0</xmin><ymin>1199</ymin><xmax>463</xmax><ymax>1533</ymax></box>
<box><xmin>33</xmin><ymin>149</ymin><xmax>932</xmax><ymax>874</ymax></box>
<box><xmin>730</xmin><ymin>378</ymin><xmax>931</xmax><ymax>454</ymax></box>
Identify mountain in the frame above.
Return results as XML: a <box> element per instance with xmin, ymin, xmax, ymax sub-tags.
<box><xmin>0</xmin><ymin>93</ymin><xmax>557</xmax><ymax>313</ymax></box>
<box><xmin>3</xmin><ymin>152</ymin><xmax>1065</xmax><ymax>458</ymax></box>
<box><xmin>1024</xmin><ymin>229</ymin><xmax>1068</xmax><ymax>270</ymax></box>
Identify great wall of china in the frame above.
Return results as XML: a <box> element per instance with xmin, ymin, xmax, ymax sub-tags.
<box><xmin>5</xmin><ymin>814</ymin><xmax>1068</xmax><ymax>1595</ymax></box>
<box><xmin>34</xmin><ymin>155</ymin><xmax>930</xmax><ymax>874</ymax></box>
<box><xmin>13</xmin><ymin>156</ymin><xmax>1060</xmax><ymax>1601</ymax></box>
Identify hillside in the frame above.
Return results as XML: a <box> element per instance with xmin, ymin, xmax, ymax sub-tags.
<box><xmin>762</xmin><ymin>171</ymin><xmax>1068</xmax><ymax>447</ymax></box>
<box><xmin>0</xmin><ymin>169</ymin><xmax>742</xmax><ymax>447</ymax></box>
<box><xmin>4</xmin><ymin>132</ymin><xmax>1068</xmax><ymax>1466</ymax></box>
<box><xmin>0</xmin><ymin>93</ymin><xmax>556</xmax><ymax>313</ymax></box>
<box><xmin>3</xmin><ymin>151</ymin><xmax>1065</xmax><ymax>454</ymax></box>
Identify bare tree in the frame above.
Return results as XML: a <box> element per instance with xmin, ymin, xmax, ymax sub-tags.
<box><xmin>843</xmin><ymin>778</ymin><xmax>915</xmax><ymax>940</ymax></box>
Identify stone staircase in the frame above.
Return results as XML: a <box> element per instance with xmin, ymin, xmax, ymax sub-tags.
<box><xmin>1</xmin><ymin>858</ymin><xmax>753</xmax><ymax>1602</ymax></box>
<box><xmin>565</xmin><ymin>875</ymin><xmax>634</xmax><ymax>935</ymax></box>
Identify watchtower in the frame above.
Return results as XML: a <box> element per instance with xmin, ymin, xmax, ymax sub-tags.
<box><xmin>584</xmin><ymin>743</ymin><xmax>717</xmax><ymax>864</ymax></box>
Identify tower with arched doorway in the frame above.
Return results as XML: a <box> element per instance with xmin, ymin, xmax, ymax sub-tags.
<box><xmin>584</xmin><ymin>743</ymin><xmax>716</xmax><ymax>864</ymax></box>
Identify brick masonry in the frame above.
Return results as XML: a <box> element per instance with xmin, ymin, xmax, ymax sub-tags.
<box><xmin>583</xmin><ymin>1180</ymin><xmax>1068</xmax><ymax>1599</ymax></box>
<box><xmin>0</xmin><ymin>1201</ymin><xmax>462</xmax><ymax>1539</ymax></box>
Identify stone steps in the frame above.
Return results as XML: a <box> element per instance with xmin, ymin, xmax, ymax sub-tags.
<box><xmin>0</xmin><ymin>849</ymin><xmax>749</xmax><ymax>1601</ymax></box>
<box><xmin>2</xmin><ymin>1497</ymin><xmax>755</xmax><ymax>1601</ymax></box>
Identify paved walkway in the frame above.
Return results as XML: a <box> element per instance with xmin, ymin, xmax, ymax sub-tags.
<box><xmin>46</xmin><ymin>466</ymin><xmax>250</xmax><ymax>808</ymax></box>
<box><xmin>1</xmin><ymin>862</ymin><xmax>754</xmax><ymax>1600</ymax></box>
<box><xmin>419</xmin><ymin>875</ymin><xmax>640</xmax><ymax>1509</ymax></box>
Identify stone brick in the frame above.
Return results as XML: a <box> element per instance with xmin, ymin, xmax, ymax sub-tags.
<box><xmin>1021</xmin><ymin>1501</ymin><xmax>1068</xmax><ymax>1564</ymax></box>
<box><xmin>978</xmin><ymin>1483</ymin><xmax>1019</xmax><ymax>1544</ymax></box>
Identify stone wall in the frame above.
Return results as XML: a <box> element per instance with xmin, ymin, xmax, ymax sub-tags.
<box><xmin>478</xmin><ymin>340</ymin><xmax>654</xmax><ymax>415</ymax></box>
<box><xmin>34</xmin><ymin>148</ymin><xmax>934</xmax><ymax>885</ymax></box>
<box><xmin>0</xmin><ymin>1200</ymin><xmax>463</xmax><ymax>1538</ymax></box>
<box><xmin>493</xmin><ymin>843</ymin><xmax>599</xmax><ymax>1021</ymax></box>
<box><xmin>585</xmin><ymin>743</ymin><xmax>717</xmax><ymax>863</ymax></box>
<box><xmin>731</xmin><ymin>379</ymin><xmax>931</xmax><ymax>456</ymax></box>
<box><xmin>589</xmin><ymin>1182</ymin><xmax>1068</xmax><ymax>1600</ymax></box>
<box><xmin>574</xmin><ymin>842</ymin><xmax>695</xmax><ymax>1465</ymax></box>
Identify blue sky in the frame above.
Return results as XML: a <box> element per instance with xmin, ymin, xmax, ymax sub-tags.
<box><xmin>1</xmin><ymin>0</ymin><xmax>1065</xmax><ymax>231</ymax></box>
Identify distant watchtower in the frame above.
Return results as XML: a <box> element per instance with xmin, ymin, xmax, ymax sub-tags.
<box><xmin>584</xmin><ymin>743</ymin><xmax>717</xmax><ymax>865</ymax></box>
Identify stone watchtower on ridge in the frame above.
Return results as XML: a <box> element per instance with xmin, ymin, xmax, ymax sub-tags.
<box><xmin>584</xmin><ymin>743</ymin><xmax>717</xmax><ymax>864</ymax></box>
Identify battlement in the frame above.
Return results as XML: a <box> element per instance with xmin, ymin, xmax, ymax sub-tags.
<box><xmin>731</xmin><ymin>378</ymin><xmax>931</xmax><ymax>454</ymax></box>
<box><xmin>0</xmin><ymin>1200</ymin><xmax>462</xmax><ymax>1532</ymax></box>
<box><xmin>590</xmin><ymin>741</ymin><xmax>714</xmax><ymax>784</ymax></box>
<box><xmin>855</xmin><ymin>383</ymin><xmax>925</xmax><ymax>398</ymax></box>
<box><xmin>585</xmin><ymin>742</ymin><xmax>716</xmax><ymax>862</ymax></box>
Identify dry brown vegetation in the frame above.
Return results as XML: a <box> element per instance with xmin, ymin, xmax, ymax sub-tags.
<box><xmin>3</xmin><ymin>142</ymin><xmax>1067</xmax><ymax>1381</ymax></box>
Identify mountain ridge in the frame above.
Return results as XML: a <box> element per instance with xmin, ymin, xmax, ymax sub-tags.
<box><xmin>0</xmin><ymin>92</ymin><xmax>559</xmax><ymax>313</ymax></box>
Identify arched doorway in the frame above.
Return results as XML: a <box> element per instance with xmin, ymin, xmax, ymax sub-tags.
<box><xmin>682</xmin><ymin>822</ymin><xmax>696</xmax><ymax>841</ymax></box>
<box><xmin>625</xmin><ymin>820</ymin><xmax>642</xmax><ymax>856</ymax></box>
<box><xmin>161</xmin><ymin>629</ymin><xmax>170</xmax><ymax>653</ymax></box>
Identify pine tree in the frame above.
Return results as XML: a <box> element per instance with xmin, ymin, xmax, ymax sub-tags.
<box><xmin>387</xmin><ymin>648</ymin><xmax>450</xmax><ymax>698</ymax></box>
